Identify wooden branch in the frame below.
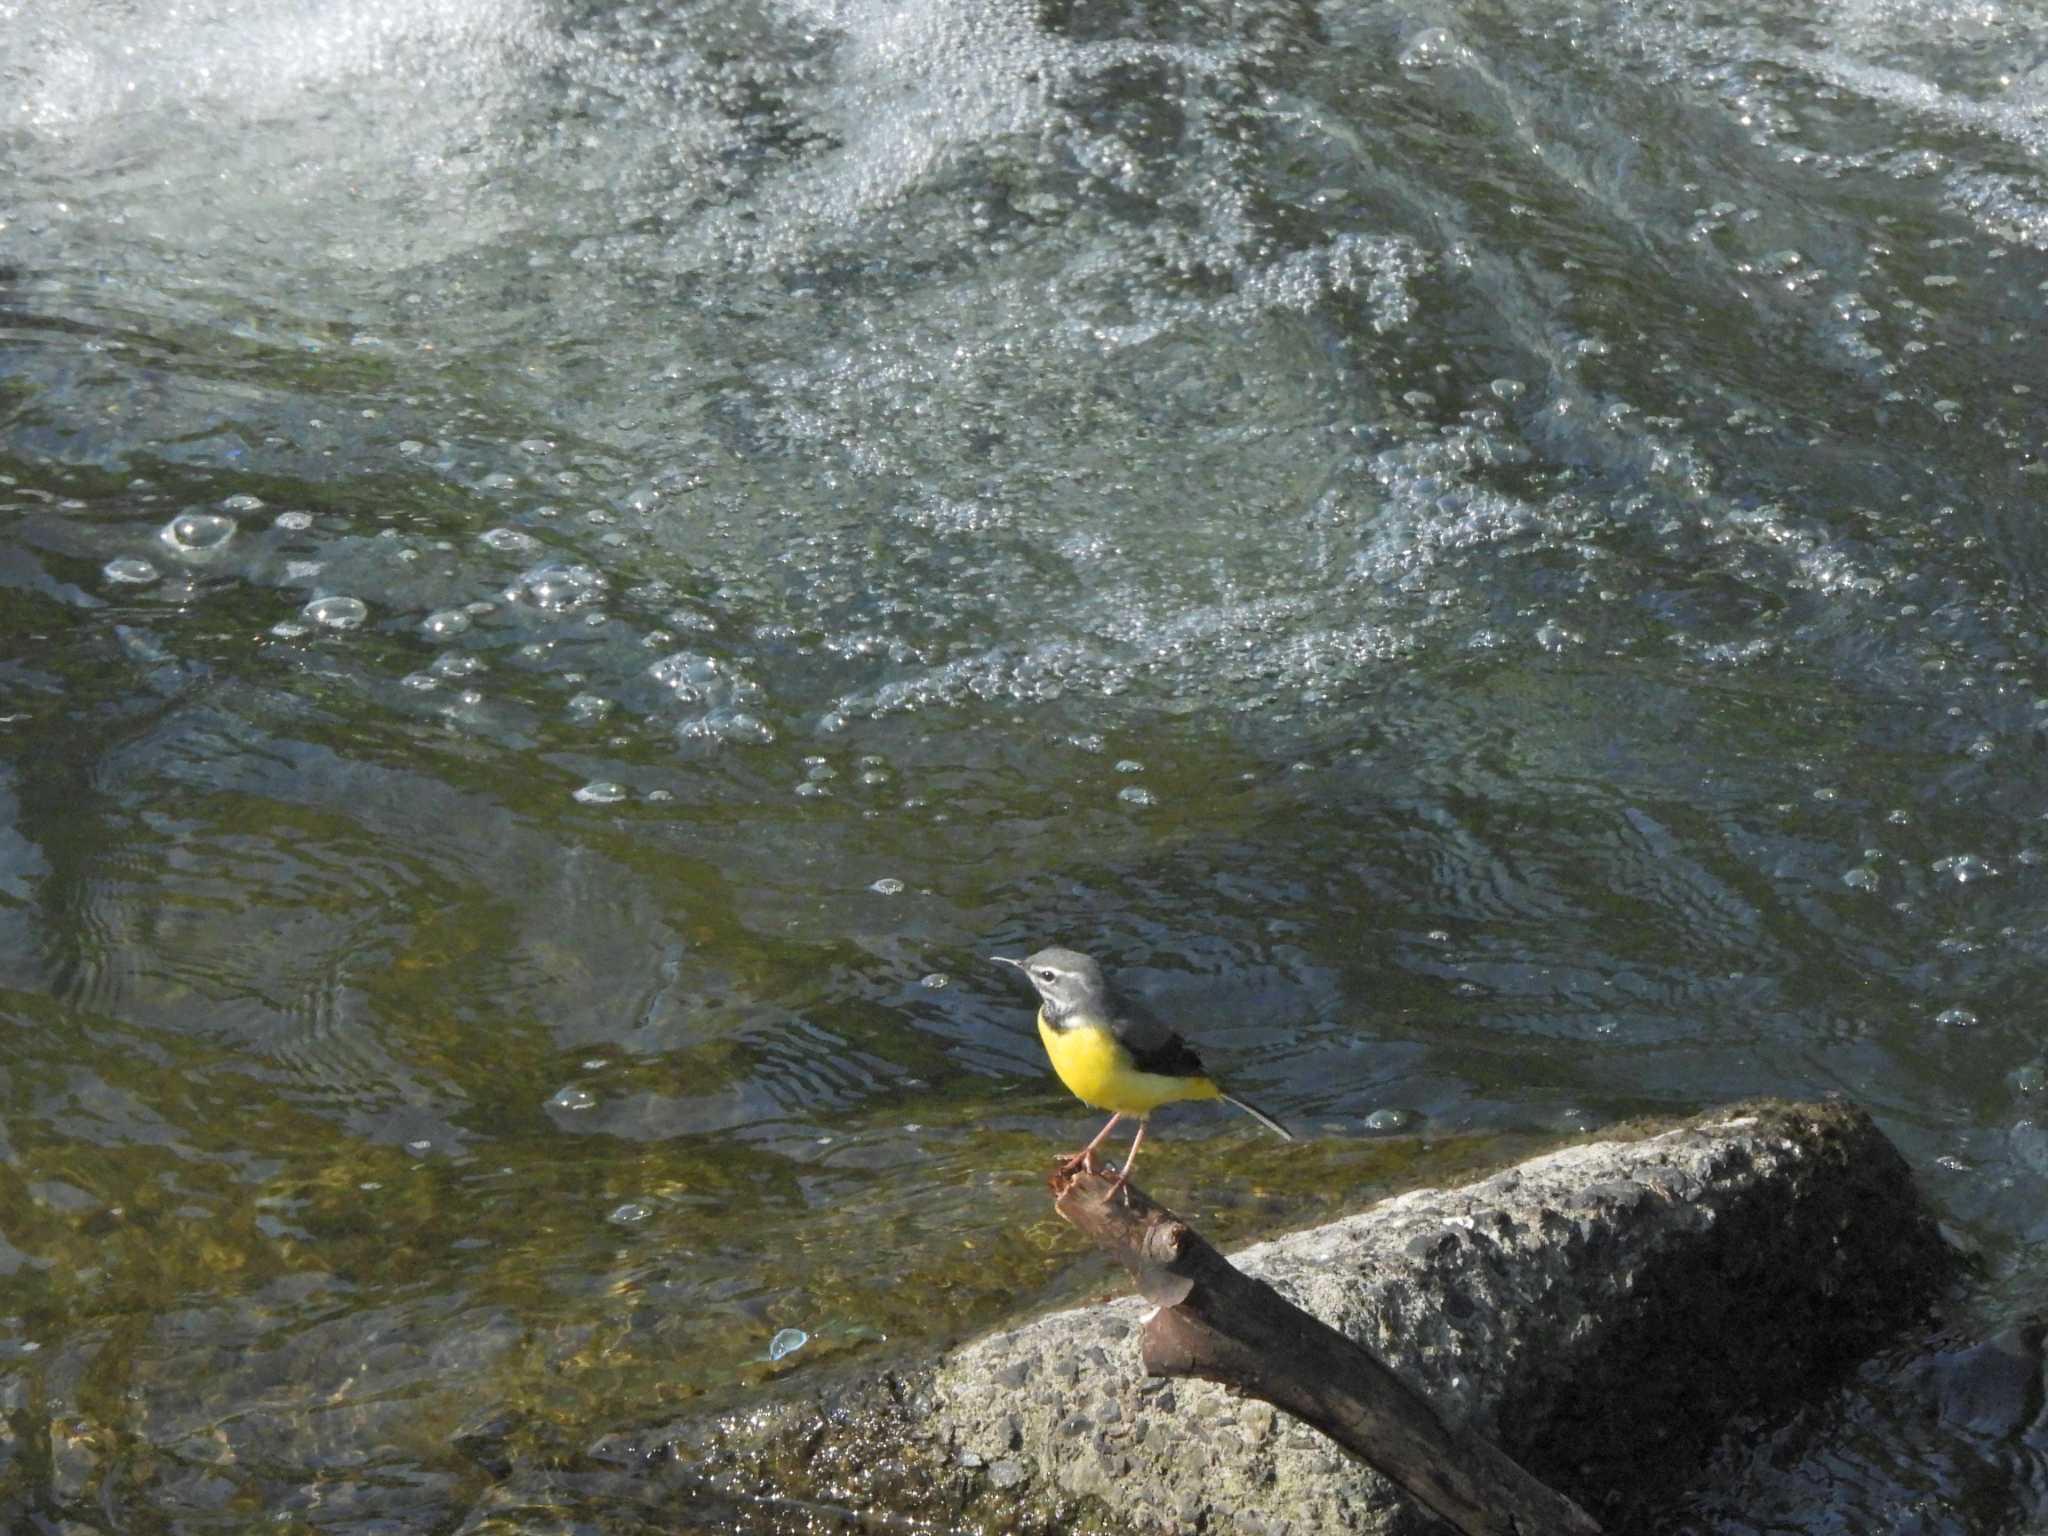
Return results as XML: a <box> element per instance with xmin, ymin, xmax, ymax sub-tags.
<box><xmin>1052</xmin><ymin>1159</ymin><xmax>1602</xmax><ymax>1536</ymax></box>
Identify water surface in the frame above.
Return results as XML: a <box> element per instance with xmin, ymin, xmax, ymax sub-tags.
<box><xmin>4</xmin><ymin>0</ymin><xmax>2048</xmax><ymax>1528</ymax></box>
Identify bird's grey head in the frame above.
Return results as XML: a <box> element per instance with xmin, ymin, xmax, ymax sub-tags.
<box><xmin>993</xmin><ymin>946</ymin><xmax>1108</xmax><ymax>1023</ymax></box>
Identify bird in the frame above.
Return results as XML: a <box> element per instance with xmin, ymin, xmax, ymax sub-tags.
<box><xmin>993</xmin><ymin>945</ymin><xmax>1293</xmax><ymax>1201</ymax></box>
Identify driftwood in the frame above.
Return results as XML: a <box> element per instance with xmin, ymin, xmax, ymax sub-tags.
<box><xmin>1053</xmin><ymin>1156</ymin><xmax>1603</xmax><ymax>1536</ymax></box>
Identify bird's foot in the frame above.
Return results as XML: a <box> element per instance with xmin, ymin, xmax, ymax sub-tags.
<box><xmin>1098</xmin><ymin>1169</ymin><xmax>1132</xmax><ymax>1205</ymax></box>
<box><xmin>1055</xmin><ymin>1148</ymin><xmax>1102</xmax><ymax>1179</ymax></box>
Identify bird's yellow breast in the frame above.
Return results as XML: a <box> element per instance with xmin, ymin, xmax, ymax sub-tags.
<box><xmin>1038</xmin><ymin>1013</ymin><xmax>1219</xmax><ymax>1117</ymax></box>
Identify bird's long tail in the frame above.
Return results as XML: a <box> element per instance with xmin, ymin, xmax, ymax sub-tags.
<box><xmin>1222</xmin><ymin>1093</ymin><xmax>1294</xmax><ymax>1141</ymax></box>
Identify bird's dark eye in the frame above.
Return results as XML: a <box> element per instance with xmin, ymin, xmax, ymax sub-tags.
<box><xmin>1036</xmin><ymin>968</ymin><xmax>1056</xmax><ymax>982</ymax></box>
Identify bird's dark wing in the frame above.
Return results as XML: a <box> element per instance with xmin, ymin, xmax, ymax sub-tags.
<box><xmin>1111</xmin><ymin>992</ymin><xmax>1209</xmax><ymax>1079</ymax></box>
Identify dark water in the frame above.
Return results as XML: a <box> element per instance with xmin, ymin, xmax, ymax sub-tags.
<box><xmin>4</xmin><ymin>0</ymin><xmax>2048</xmax><ymax>1528</ymax></box>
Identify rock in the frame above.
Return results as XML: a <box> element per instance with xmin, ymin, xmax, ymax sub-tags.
<box><xmin>635</xmin><ymin>1101</ymin><xmax>1954</xmax><ymax>1534</ymax></box>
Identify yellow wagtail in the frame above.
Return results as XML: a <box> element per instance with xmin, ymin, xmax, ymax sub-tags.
<box><xmin>994</xmin><ymin>946</ymin><xmax>1293</xmax><ymax>1200</ymax></box>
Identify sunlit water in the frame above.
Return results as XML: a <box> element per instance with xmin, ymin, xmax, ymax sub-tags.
<box><xmin>5</xmin><ymin>0</ymin><xmax>2048</xmax><ymax>1528</ymax></box>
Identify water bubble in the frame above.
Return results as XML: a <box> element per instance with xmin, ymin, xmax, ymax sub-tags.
<box><xmin>432</xmin><ymin>652</ymin><xmax>484</xmax><ymax>678</ymax></box>
<box><xmin>304</xmin><ymin>596</ymin><xmax>369</xmax><ymax>629</ymax></box>
<box><xmin>566</xmin><ymin>692</ymin><xmax>613</xmax><ymax>721</ymax></box>
<box><xmin>102</xmin><ymin>557</ymin><xmax>158</xmax><ymax>586</ymax></box>
<box><xmin>1118</xmin><ymin>785</ymin><xmax>1157</xmax><ymax>807</ymax></box>
<box><xmin>573</xmin><ymin>781</ymin><xmax>628</xmax><ymax>804</ymax></box>
<box><xmin>270</xmin><ymin>620</ymin><xmax>310</xmax><ymax>639</ymax></box>
<box><xmin>608</xmin><ymin>1202</ymin><xmax>653</xmax><ymax>1226</ymax></box>
<box><xmin>679</xmin><ymin>711</ymin><xmax>775</xmax><ymax>746</ymax></box>
<box><xmin>1932</xmin><ymin>854</ymin><xmax>1998</xmax><ymax>883</ymax></box>
<box><xmin>1364</xmin><ymin>1108</ymin><xmax>1410</xmax><ymax>1133</ymax></box>
<box><xmin>220</xmin><ymin>494</ymin><xmax>264</xmax><ymax>513</ymax></box>
<box><xmin>506</xmin><ymin>561</ymin><xmax>606</xmax><ymax>612</ymax></box>
<box><xmin>869</xmin><ymin>878</ymin><xmax>905</xmax><ymax>895</ymax></box>
<box><xmin>1398</xmin><ymin>26</ymin><xmax>1467</xmax><ymax>69</ymax></box>
<box><xmin>651</xmin><ymin>650</ymin><xmax>755</xmax><ymax>704</ymax></box>
<box><xmin>421</xmin><ymin>609</ymin><xmax>472</xmax><ymax>639</ymax></box>
<box><xmin>274</xmin><ymin>510</ymin><xmax>313</xmax><ymax>531</ymax></box>
<box><xmin>480</xmin><ymin>527</ymin><xmax>538</xmax><ymax>553</ymax></box>
<box><xmin>1842</xmin><ymin>867</ymin><xmax>1879</xmax><ymax>891</ymax></box>
<box><xmin>549</xmin><ymin>1086</ymin><xmax>597</xmax><ymax>1112</ymax></box>
<box><xmin>160</xmin><ymin>512</ymin><xmax>236</xmax><ymax>553</ymax></box>
<box><xmin>667</xmin><ymin>605</ymin><xmax>718</xmax><ymax>633</ymax></box>
<box><xmin>2013</xmin><ymin>1121</ymin><xmax>2048</xmax><ymax>1178</ymax></box>
<box><xmin>768</xmin><ymin>1328</ymin><xmax>808</xmax><ymax>1362</ymax></box>
<box><xmin>795</xmin><ymin>781</ymin><xmax>829</xmax><ymax>798</ymax></box>
<box><xmin>1934</xmin><ymin>1007</ymin><xmax>1979</xmax><ymax>1028</ymax></box>
<box><xmin>921</xmin><ymin>972</ymin><xmax>949</xmax><ymax>988</ymax></box>
<box><xmin>1114</xmin><ymin>759</ymin><xmax>1145</xmax><ymax>774</ymax></box>
<box><xmin>400</xmin><ymin>673</ymin><xmax>438</xmax><ymax>691</ymax></box>
<box><xmin>658</xmin><ymin>648</ymin><xmax>737</xmax><ymax>705</ymax></box>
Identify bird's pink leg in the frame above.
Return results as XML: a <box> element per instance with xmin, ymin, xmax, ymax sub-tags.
<box><xmin>1101</xmin><ymin>1119</ymin><xmax>1146</xmax><ymax>1203</ymax></box>
<box><xmin>1057</xmin><ymin>1112</ymin><xmax>1122</xmax><ymax>1176</ymax></box>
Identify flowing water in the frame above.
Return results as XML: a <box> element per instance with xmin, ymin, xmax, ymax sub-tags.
<box><xmin>5</xmin><ymin>0</ymin><xmax>2048</xmax><ymax>1528</ymax></box>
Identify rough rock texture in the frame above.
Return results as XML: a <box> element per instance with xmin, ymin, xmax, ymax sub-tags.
<box><xmin>649</xmin><ymin>1100</ymin><xmax>1953</xmax><ymax>1535</ymax></box>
